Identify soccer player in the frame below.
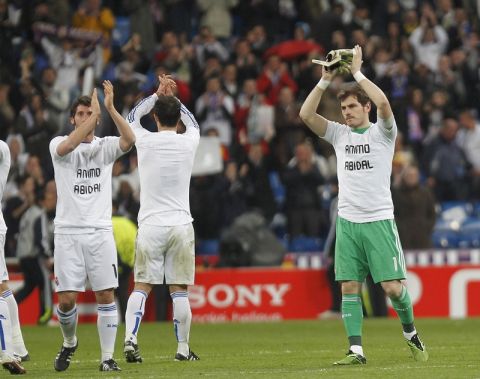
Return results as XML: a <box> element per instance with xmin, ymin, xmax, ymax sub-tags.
<box><xmin>123</xmin><ymin>75</ymin><xmax>200</xmax><ymax>362</ymax></box>
<box><xmin>0</xmin><ymin>140</ymin><xmax>27</xmax><ymax>374</ymax></box>
<box><xmin>49</xmin><ymin>81</ymin><xmax>135</xmax><ymax>372</ymax></box>
<box><xmin>299</xmin><ymin>45</ymin><xmax>428</xmax><ymax>365</ymax></box>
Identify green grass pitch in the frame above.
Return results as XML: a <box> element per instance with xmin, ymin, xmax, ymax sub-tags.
<box><xmin>15</xmin><ymin>318</ymin><xmax>479</xmax><ymax>378</ymax></box>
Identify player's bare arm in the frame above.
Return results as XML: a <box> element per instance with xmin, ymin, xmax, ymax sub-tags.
<box><xmin>350</xmin><ymin>45</ymin><xmax>393</xmax><ymax>122</ymax></box>
<box><xmin>103</xmin><ymin>80</ymin><xmax>136</xmax><ymax>152</ymax></box>
<box><xmin>299</xmin><ymin>66</ymin><xmax>333</xmax><ymax>137</ymax></box>
<box><xmin>56</xmin><ymin>88</ymin><xmax>100</xmax><ymax>157</ymax></box>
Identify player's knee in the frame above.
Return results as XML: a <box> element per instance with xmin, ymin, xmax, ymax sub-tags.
<box><xmin>57</xmin><ymin>297</ymin><xmax>76</xmax><ymax>312</ymax></box>
<box><xmin>95</xmin><ymin>288</ymin><xmax>115</xmax><ymax>304</ymax></box>
<box><xmin>381</xmin><ymin>280</ymin><xmax>402</xmax><ymax>298</ymax></box>
<box><xmin>341</xmin><ymin>280</ymin><xmax>361</xmax><ymax>294</ymax></box>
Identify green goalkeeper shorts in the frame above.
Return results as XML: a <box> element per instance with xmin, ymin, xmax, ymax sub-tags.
<box><xmin>334</xmin><ymin>217</ymin><xmax>406</xmax><ymax>283</ymax></box>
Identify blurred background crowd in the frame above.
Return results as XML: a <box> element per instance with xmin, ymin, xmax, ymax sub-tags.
<box><xmin>1</xmin><ymin>0</ymin><xmax>480</xmax><ymax>267</ymax></box>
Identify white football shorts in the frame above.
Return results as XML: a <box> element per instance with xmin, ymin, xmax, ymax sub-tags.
<box><xmin>135</xmin><ymin>223</ymin><xmax>195</xmax><ymax>285</ymax></box>
<box><xmin>54</xmin><ymin>231</ymin><xmax>119</xmax><ymax>292</ymax></box>
<box><xmin>0</xmin><ymin>234</ymin><xmax>8</xmax><ymax>283</ymax></box>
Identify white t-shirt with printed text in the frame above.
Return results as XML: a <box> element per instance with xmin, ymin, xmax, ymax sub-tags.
<box><xmin>322</xmin><ymin>117</ymin><xmax>397</xmax><ymax>223</ymax></box>
<box><xmin>49</xmin><ymin>136</ymin><xmax>124</xmax><ymax>233</ymax></box>
<box><xmin>0</xmin><ymin>141</ymin><xmax>10</xmax><ymax>234</ymax></box>
<box><xmin>127</xmin><ymin>94</ymin><xmax>200</xmax><ymax>227</ymax></box>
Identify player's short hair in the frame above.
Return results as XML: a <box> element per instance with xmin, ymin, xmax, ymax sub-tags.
<box><xmin>153</xmin><ymin>95</ymin><xmax>181</xmax><ymax>127</ymax></box>
<box><xmin>70</xmin><ymin>96</ymin><xmax>92</xmax><ymax>118</ymax></box>
<box><xmin>337</xmin><ymin>83</ymin><xmax>370</xmax><ymax>106</ymax></box>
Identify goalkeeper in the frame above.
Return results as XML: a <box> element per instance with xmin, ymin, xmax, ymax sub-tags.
<box><xmin>299</xmin><ymin>45</ymin><xmax>428</xmax><ymax>365</ymax></box>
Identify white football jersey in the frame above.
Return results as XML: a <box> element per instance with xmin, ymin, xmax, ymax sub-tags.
<box><xmin>322</xmin><ymin>117</ymin><xmax>397</xmax><ymax>223</ymax></box>
<box><xmin>127</xmin><ymin>94</ymin><xmax>200</xmax><ymax>227</ymax></box>
<box><xmin>0</xmin><ymin>140</ymin><xmax>10</xmax><ymax>234</ymax></box>
<box><xmin>50</xmin><ymin>136</ymin><xmax>124</xmax><ymax>233</ymax></box>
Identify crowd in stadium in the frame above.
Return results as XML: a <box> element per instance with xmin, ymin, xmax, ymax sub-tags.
<box><xmin>1</xmin><ymin>0</ymin><xmax>479</xmax><ymax>259</ymax></box>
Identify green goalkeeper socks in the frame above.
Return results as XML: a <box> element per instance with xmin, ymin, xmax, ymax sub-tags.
<box><xmin>390</xmin><ymin>286</ymin><xmax>415</xmax><ymax>330</ymax></box>
<box><xmin>341</xmin><ymin>294</ymin><xmax>363</xmax><ymax>341</ymax></box>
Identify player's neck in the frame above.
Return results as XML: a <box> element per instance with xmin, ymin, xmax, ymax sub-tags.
<box><xmin>157</xmin><ymin>125</ymin><xmax>177</xmax><ymax>132</ymax></box>
<box><xmin>351</xmin><ymin>123</ymin><xmax>371</xmax><ymax>134</ymax></box>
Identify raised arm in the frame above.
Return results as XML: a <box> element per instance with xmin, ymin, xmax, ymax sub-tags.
<box><xmin>299</xmin><ymin>67</ymin><xmax>334</xmax><ymax>137</ymax></box>
<box><xmin>126</xmin><ymin>92</ymin><xmax>158</xmax><ymax>128</ymax></box>
<box><xmin>56</xmin><ymin>89</ymin><xmax>100</xmax><ymax>157</ymax></box>
<box><xmin>103</xmin><ymin>80</ymin><xmax>135</xmax><ymax>152</ymax></box>
<box><xmin>158</xmin><ymin>74</ymin><xmax>200</xmax><ymax>135</ymax></box>
<box><xmin>350</xmin><ymin>45</ymin><xmax>393</xmax><ymax>122</ymax></box>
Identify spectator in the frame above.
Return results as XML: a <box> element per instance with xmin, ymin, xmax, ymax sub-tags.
<box><xmin>5</xmin><ymin>134</ymin><xmax>28</xmax><ymax>192</ymax></box>
<box><xmin>15</xmin><ymin>185</ymin><xmax>56</xmax><ymax>325</ymax></box>
<box><xmin>281</xmin><ymin>141</ymin><xmax>325</xmax><ymax>238</ymax></box>
<box><xmin>392</xmin><ymin>165</ymin><xmax>436</xmax><ymax>249</ymax></box>
<box><xmin>408</xmin><ymin>5</ymin><xmax>448</xmax><ymax>72</ymax></box>
<box><xmin>219</xmin><ymin>160</ymin><xmax>248</xmax><ymax>230</ymax></box>
<box><xmin>457</xmin><ymin>108</ymin><xmax>480</xmax><ymax>199</ymax></box>
<box><xmin>0</xmin><ymin>83</ymin><xmax>15</xmax><ymax>140</ymax></box>
<box><xmin>121</xmin><ymin>0</ymin><xmax>156</xmax><ymax>57</ymax></box>
<box><xmin>242</xmin><ymin>143</ymin><xmax>276</xmax><ymax>222</ymax></box>
<box><xmin>4</xmin><ymin>175</ymin><xmax>35</xmax><ymax>258</ymax></box>
<box><xmin>197</xmin><ymin>0</ymin><xmax>238</xmax><ymax>42</ymax></box>
<box><xmin>72</xmin><ymin>0</ymin><xmax>115</xmax><ymax>64</ymax></box>
<box><xmin>195</xmin><ymin>75</ymin><xmax>235</xmax><ymax>146</ymax></box>
<box><xmin>192</xmin><ymin>25</ymin><xmax>229</xmax><ymax>69</ymax></box>
<box><xmin>256</xmin><ymin>54</ymin><xmax>298</xmax><ymax>105</ymax></box>
<box><xmin>272</xmin><ymin>86</ymin><xmax>304</xmax><ymax>167</ymax></box>
<box><xmin>14</xmin><ymin>93</ymin><xmax>58</xmax><ymax>161</ymax></box>
<box><xmin>38</xmin><ymin>66</ymin><xmax>70</xmax><ymax>131</ymax></box>
<box><xmin>233</xmin><ymin>39</ymin><xmax>259</xmax><ymax>84</ymax></box>
<box><xmin>422</xmin><ymin>117</ymin><xmax>471</xmax><ymax>201</ymax></box>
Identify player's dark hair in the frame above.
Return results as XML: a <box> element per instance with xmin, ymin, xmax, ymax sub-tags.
<box><xmin>337</xmin><ymin>83</ymin><xmax>371</xmax><ymax>106</ymax></box>
<box><xmin>70</xmin><ymin>96</ymin><xmax>92</xmax><ymax>118</ymax></box>
<box><xmin>153</xmin><ymin>95</ymin><xmax>181</xmax><ymax>127</ymax></box>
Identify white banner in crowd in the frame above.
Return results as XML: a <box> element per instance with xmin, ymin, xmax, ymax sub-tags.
<box><xmin>192</xmin><ymin>136</ymin><xmax>224</xmax><ymax>176</ymax></box>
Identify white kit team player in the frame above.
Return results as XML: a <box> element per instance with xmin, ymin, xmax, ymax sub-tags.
<box><xmin>0</xmin><ymin>140</ymin><xmax>27</xmax><ymax>375</ymax></box>
<box><xmin>123</xmin><ymin>75</ymin><xmax>200</xmax><ymax>362</ymax></box>
<box><xmin>49</xmin><ymin>81</ymin><xmax>135</xmax><ymax>372</ymax></box>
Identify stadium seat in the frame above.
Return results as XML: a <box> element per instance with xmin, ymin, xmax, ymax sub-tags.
<box><xmin>432</xmin><ymin>219</ymin><xmax>461</xmax><ymax>248</ymax></box>
<box><xmin>196</xmin><ymin>239</ymin><xmax>219</xmax><ymax>255</ymax></box>
<box><xmin>112</xmin><ymin>16</ymin><xmax>131</xmax><ymax>47</ymax></box>
<box><xmin>438</xmin><ymin>201</ymin><xmax>473</xmax><ymax>222</ymax></box>
<box><xmin>289</xmin><ymin>237</ymin><xmax>324</xmax><ymax>253</ymax></box>
<box><xmin>458</xmin><ymin>219</ymin><xmax>480</xmax><ymax>248</ymax></box>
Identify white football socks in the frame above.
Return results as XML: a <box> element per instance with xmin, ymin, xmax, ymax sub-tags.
<box><xmin>0</xmin><ymin>297</ymin><xmax>13</xmax><ymax>357</ymax></box>
<box><xmin>2</xmin><ymin>290</ymin><xmax>28</xmax><ymax>356</ymax></box>
<box><xmin>125</xmin><ymin>290</ymin><xmax>147</xmax><ymax>344</ymax></box>
<box><xmin>403</xmin><ymin>329</ymin><xmax>417</xmax><ymax>340</ymax></box>
<box><xmin>350</xmin><ymin>344</ymin><xmax>364</xmax><ymax>356</ymax></box>
<box><xmin>171</xmin><ymin>291</ymin><xmax>191</xmax><ymax>356</ymax></box>
<box><xmin>97</xmin><ymin>303</ymin><xmax>118</xmax><ymax>362</ymax></box>
<box><xmin>57</xmin><ymin>306</ymin><xmax>78</xmax><ymax>348</ymax></box>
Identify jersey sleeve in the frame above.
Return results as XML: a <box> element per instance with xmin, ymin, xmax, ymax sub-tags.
<box><xmin>180</xmin><ymin>103</ymin><xmax>200</xmax><ymax>140</ymax></box>
<box><xmin>102</xmin><ymin>136</ymin><xmax>124</xmax><ymax>164</ymax></box>
<box><xmin>322</xmin><ymin>121</ymin><xmax>347</xmax><ymax>146</ymax></box>
<box><xmin>127</xmin><ymin>94</ymin><xmax>158</xmax><ymax>136</ymax></box>
<box><xmin>376</xmin><ymin>115</ymin><xmax>397</xmax><ymax>141</ymax></box>
<box><xmin>0</xmin><ymin>141</ymin><xmax>8</xmax><ymax>163</ymax></box>
<box><xmin>49</xmin><ymin>136</ymin><xmax>71</xmax><ymax>162</ymax></box>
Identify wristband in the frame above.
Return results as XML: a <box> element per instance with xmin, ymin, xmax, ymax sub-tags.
<box><xmin>316</xmin><ymin>78</ymin><xmax>331</xmax><ymax>90</ymax></box>
<box><xmin>353</xmin><ymin>71</ymin><xmax>366</xmax><ymax>82</ymax></box>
